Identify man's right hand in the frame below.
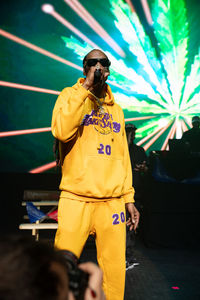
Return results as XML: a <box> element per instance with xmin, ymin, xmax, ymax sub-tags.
<box><xmin>82</xmin><ymin>66</ymin><xmax>97</xmax><ymax>90</ymax></box>
<box><xmin>82</xmin><ymin>66</ymin><xmax>109</xmax><ymax>92</ymax></box>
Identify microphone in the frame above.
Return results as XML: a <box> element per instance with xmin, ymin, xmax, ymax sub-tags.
<box><xmin>94</xmin><ymin>68</ymin><xmax>101</xmax><ymax>84</ymax></box>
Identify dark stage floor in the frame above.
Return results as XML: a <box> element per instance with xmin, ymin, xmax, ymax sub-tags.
<box><xmin>79</xmin><ymin>236</ymin><xmax>200</xmax><ymax>300</ymax></box>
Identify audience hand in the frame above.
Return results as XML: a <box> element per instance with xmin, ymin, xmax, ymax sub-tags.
<box><xmin>79</xmin><ymin>262</ymin><xmax>105</xmax><ymax>300</ymax></box>
<box><xmin>134</xmin><ymin>161</ymin><xmax>148</xmax><ymax>173</ymax></box>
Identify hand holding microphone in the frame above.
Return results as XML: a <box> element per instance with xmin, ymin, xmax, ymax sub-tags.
<box><xmin>82</xmin><ymin>60</ymin><xmax>110</xmax><ymax>92</ymax></box>
<box><xmin>82</xmin><ymin>66</ymin><xmax>101</xmax><ymax>90</ymax></box>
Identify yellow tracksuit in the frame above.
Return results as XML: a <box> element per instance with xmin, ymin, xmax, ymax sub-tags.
<box><xmin>51</xmin><ymin>78</ymin><xmax>134</xmax><ymax>300</ymax></box>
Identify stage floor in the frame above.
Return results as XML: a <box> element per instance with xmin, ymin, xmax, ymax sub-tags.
<box><xmin>79</xmin><ymin>236</ymin><xmax>200</xmax><ymax>300</ymax></box>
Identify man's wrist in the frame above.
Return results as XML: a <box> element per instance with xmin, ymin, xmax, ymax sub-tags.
<box><xmin>125</xmin><ymin>202</ymin><xmax>134</xmax><ymax>209</ymax></box>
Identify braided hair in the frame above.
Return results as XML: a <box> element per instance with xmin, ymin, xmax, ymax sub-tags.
<box><xmin>53</xmin><ymin>138</ymin><xmax>60</xmax><ymax>166</ymax></box>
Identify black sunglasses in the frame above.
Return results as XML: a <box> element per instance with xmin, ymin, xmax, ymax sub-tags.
<box><xmin>86</xmin><ymin>58</ymin><xmax>111</xmax><ymax>67</ymax></box>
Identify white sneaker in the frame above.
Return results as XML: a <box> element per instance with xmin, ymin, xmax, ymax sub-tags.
<box><xmin>126</xmin><ymin>260</ymin><xmax>139</xmax><ymax>271</ymax></box>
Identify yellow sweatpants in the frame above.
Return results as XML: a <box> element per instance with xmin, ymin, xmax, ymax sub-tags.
<box><xmin>54</xmin><ymin>197</ymin><xmax>126</xmax><ymax>300</ymax></box>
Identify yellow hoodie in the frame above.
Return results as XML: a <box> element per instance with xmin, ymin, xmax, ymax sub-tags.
<box><xmin>51</xmin><ymin>78</ymin><xmax>134</xmax><ymax>203</ymax></box>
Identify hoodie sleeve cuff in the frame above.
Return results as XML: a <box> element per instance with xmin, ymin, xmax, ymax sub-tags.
<box><xmin>123</xmin><ymin>190</ymin><xmax>135</xmax><ymax>204</ymax></box>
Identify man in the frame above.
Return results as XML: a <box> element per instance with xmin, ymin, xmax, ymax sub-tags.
<box><xmin>51</xmin><ymin>49</ymin><xmax>139</xmax><ymax>300</ymax></box>
<box><xmin>182</xmin><ymin>115</ymin><xmax>200</xmax><ymax>153</ymax></box>
<box><xmin>125</xmin><ymin>124</ymin><xmax>148</xmax><ymax>270</ymax></box>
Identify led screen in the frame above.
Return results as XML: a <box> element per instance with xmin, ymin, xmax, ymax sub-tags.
<box><xmin>0</xmin><ymin>0</ymin><xmax>200</xmax><ymax>173</ymax></box>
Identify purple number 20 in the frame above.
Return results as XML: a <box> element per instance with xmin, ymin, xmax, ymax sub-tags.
<box><xmin>112</xmin><ymin>212</ymin><xmax>125</xmax><ymax>225</ymax></box>
<box><xmin>98</xmin><ymin>144</ymin><xmax>111</xmax><ymax>155</ymax></box>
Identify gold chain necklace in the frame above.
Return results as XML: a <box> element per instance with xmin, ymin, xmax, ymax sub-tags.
<box><xmin>89</xmin><ymin>91</ymin><xmax>106</xmax><ymax>114</ymax></box>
